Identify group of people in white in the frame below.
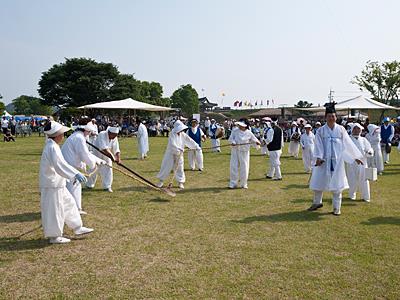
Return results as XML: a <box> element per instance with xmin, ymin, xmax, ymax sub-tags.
<box><xmin>39</xmin><ymin>106</ymin><xmax>398</xmax><ymax>244</ymax></box>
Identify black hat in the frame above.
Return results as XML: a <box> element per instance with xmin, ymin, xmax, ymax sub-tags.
<box><xmin>324</xmin><ymin>102</ymin><xmax>336</xmax><ymax>114</ymax></box>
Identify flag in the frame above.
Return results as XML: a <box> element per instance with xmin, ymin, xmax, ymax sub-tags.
<box><xmin>261</xmin><ymin>100</ymin><xmax>263</xmax><ymax>106</ymax></box>
<box><xmin>221</xmin><ymin>92</ymin><xmax>225</xmax><ymax>96</ymax></box>
<box><xmin>267</xmin><ymin>100</ymin><xmax>270</xmax><ymax>106</ymax></box>
<box><xmin>233</xmin><ymin>100</ymin><xmax>239</xmax><ymax>107</ymax></box>
<box><xmin>239</xmin><ymin>101</ymin><xmax>242</xmax><ymax>107</ymax></box>
<box><xmin>272</xmin><ymin>99</ymin><xmax>274</xmax><ymax>104</ymax></box>
<box><xmin>255</xmin><ymin>101</ymin><xmax>258</xmax><ymax>106</ymax></box>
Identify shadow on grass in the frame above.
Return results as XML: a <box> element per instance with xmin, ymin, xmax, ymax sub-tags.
<box><xmin>0</xmin><ymin>237</ymin><xmax>50</xmax><ymax>252</ymax></box>
<box><xmin>149</xmin><ymin>197</ymin><xmax>170</xmax><ymax>203</ymax></box>
<box><xmin>281</xmin><ymin>184</ymin><xmax>309</xmax><ymax>190</ymax></box>
<box><xmin>232</xmin><ymin>210</ymin><xmax>331</xmax><ymax>223</ymax></box>
<box><xmin>178</xmin><ymin>186</ymin><xmax>230</xmax><ymax>194</ymax></box>
<box><xmin>0</xmin><ymin>212</ymin><xmax>41</xmax><ymax>223</ymax></box>
<box><xmin>15</xmin><ymin>152</ymin><xmax>42</xmax><ymax>156</ymax></box>
<box><xmin>117</xmin><ymin>186</ymin><xmax>148</xmax><ymax>193</ymax></box>
<box><xmin>361</xmin><ymin>216</ymin><xmax>400</xmax><ymax>226</ymax></box>
<box><xmin>380</xmin><ymin>169</ymin><xmax>400</xmax><ymax>176</ymax></box>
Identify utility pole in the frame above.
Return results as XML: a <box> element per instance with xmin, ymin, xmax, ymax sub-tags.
<box><xmin>328</xmin><ymin>88</ymin><xmax>334</xmax><ymax>103</ymax></box>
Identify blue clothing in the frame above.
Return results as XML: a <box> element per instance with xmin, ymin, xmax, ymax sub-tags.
<box><xmin>380</xmin><ymin>124</ymin><xmax>393</xmax><ymax>143</ymax></box>
<box><xmin>210</xmin><ymin>124</ymin><xmax>218</xmax><ymax>139</ymax></box>
<box><xmin>188</xmin><ymin>127</ymin><xmax>201</xmax><ymax>146</ymax></box>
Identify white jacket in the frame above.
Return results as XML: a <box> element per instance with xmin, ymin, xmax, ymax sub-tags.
<box><xmin>39</xmin><ymin>139</ymin><xmax>78</xmax><ymax>188</ymax></box>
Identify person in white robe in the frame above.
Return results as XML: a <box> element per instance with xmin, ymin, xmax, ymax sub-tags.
<box><xmin>300</xmin><ymin>124</ymin><xmax>315</xmax><ymax>173</ymax></box>
<box><xmin>86</xmin><ymin>126</ymin><xmax>121</xmax><ymax>192</ymax></box>
<box><xmin>261</xmin><ymin>122</ymin><xmax>272</xmax><ymax>156</ymax></box>
<box><xmin>87</xmin><ymin>119</ymin><xmax>98</xmax><ymax>153</ymax></box>
<box><xmin>308</xmin><ymin>103</ymin><xmax>364</xmax><ymax>216</ymax></box>
<box><xmin>61</xmin><ymin>122</ymin><xmax>106</xmax><ymax>214</ymax></box>
<box><xmin>40</xmin><ymin>121</ymin><xmax>94</xmax><ymax>244</ymax></box>
<box><xmin>136</xmin><ymin>119</ymin><xmax>149</xmax><ymax>160</ymax></box>
<box><xmin>228</xmin><ymin>121</ymin><xmax>261</xmax><ymax>189</ymax></box>
<box><xmin>346</xmin><ymin>123</ymin><xmax>374</xmax><ymax>202</ymax></box>
<box><xmin>209</xmin><ymin>119</ymin><xmax>221</xmax><ymax>152</ymax></box>
<box><xmin>288</xmin><ymin>122</ymin><xmax>301</xmax><ymax>158</ymax></box>
<box><xmin>266</xmin><ymin>120</ymin><xmax>284</xmax><ymax>180</ymax></box>
<box><xmin>156</xmin><ymin>120</ymin><xmax>201</xmax><ymax>189</ymax></box>
<box><xmin>366</xmin><ymin>124</ymin><xmax>384</xmax><ymax>175</ymax></box>
<box><xmin>187</xmin><ymin>119</ymin><xmax>206</xmax><ymax>171</ymax></box>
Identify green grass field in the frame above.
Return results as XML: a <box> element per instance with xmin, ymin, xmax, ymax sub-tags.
<box><xmin>1</xmin><ymin>136</ymin><xmax>399</xmax><ymax>299</ymax></box>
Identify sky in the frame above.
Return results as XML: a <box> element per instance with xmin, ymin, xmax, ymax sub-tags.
<box><xmin>1</xmin><ymin>0</ymin><xmax>399</xmax><ymax>107</ymax></box>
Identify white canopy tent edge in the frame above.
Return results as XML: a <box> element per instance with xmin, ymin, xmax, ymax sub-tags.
<box><xmin>78</xmin><ymin>98</ymin><xmax>175</xmax><ymax>112</ymax></box>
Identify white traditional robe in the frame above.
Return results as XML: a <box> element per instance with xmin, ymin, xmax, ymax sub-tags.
<box><xmin>288</xmin><ymin>127</ymin><xmax>301</xmax><ymax>158</ymax></box>
<box><xmin>61</xmin><ymin>131</ymin><xmax>101</xmax><ymax>210</ymax></box>
<box><xmin>366</xmin><ymin>125</ymin><xmax>384</xmax><ymax>173</ymax></box>
<box><xmin>157</xmin><ymin>131</ymin><xmax>200</xmax><ymax>183</ymax></box>
<box><xmin>87</xmin><ymin>131</ymin><xmax>120</xmax><ymax>189</ymax></box>
<box><xmin>228</xmin><ymin>128</ymin><xmax>260</xmax><ymax>188</ymax></box>
<box><xmin>187</xmin><ymin>126</ymin><xmax>205</xmax><ymax>170</ymax></box>
<box><xmin>261</xmin><ymin>126</ymin><xmax>271</xmax><ymax>156</ymax></box>
<box><xmin>137</xmin><ymin>123</ymin><xmax>149</xmax><ymax>159</ymax></box>
<box><xmin>346</xmin><ymin>135</ymin><xmax>373</xmax><ymax>201</ymax></box>
<box><xmin>300</xmin><ymin>131</ymin><xmax>315</xmax><ymax>172</ymax></box>
<box><xmin>310</xmin><ymin>124</ymin><xmax>363</xmax><ymax>211</ymax></box>
<box><xmin>39</xmin><ymin>139</ymin><xmax>82</xmax><ymax>238</ymax></box>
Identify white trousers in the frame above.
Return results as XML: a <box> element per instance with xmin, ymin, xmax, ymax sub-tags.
<box><xmin>347</xmin><ymin>165</ymin><xmax>370</xmax><ymax>200</ymax></box>
<box><xmin>288</xmin><ymin>141</ymin><xmax>300</xmax><ymax>158</ymax></box>
<box><xmin>229</xmin><ymin>149</ymin><xmax>250</xmax><ymax>188</ymax></box>
<box><xmin>40</xmin><ymin>187</ymin><xmax>82</xmax><ymax>238</ymax></box>
<box><xmin>381</xmin><ymin>145</ymin><xmax>390</xmax><ymax>162</ymax></box>
<box><xmin>211</xmin><ymin>138</ymin><xmax>220</xmax><ymax>152</ymax></box>
<box><xmin>368</xmin><ymin>144</ymin><xmax>384</xmax><ymax>173</ymax></box>
<box><xmin>268</xmin><ymin>150</ymin><xmax>282</xmax><ymax>179</ymax></box>
<box><xmin>188</xmin><ymin>149</ymin><xmax>204</xmax><ymax>170</ymax></box>
<box><xmin>313</xmin><ymin>190</ymin><xmax>342</xmax><ymax>211</ymax></box>
<box><xmin>157</xmin><ymin>153</ymin><xmax>185</xmax><ymax>183</ymax></box>
<box><xmin>302</xmin><ymin>147</ymin><xmax>314</xmax><ymax>172</ymax></box>
<box><xmin>66</xmin><ymin>180</ymin><xmax>82</xmax><ymax>210</ymax></box>
<box><xmin>87</xmin><ymin>164</ymin><xmax>113</xmax><ymax>189</ymax></box>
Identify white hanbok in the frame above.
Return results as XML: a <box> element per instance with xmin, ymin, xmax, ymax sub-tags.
<box><xmin>309</xmin><ymin>124</ymin><xmax>363</xmax><ymax>212</ymax></box>
<box><xmin>61</xmin><ymin>131</ymin><xmax>102</xmax><ymax>210</ymax></box>
<box><xmin>300</xmin><ymin>132</ymin><xmax>315</xmax><ymax>172</ymax></box>
<box><xmin>288</xmin><ymin>127</ymin><xmax>301</xmax><ymax>158</ymax></box>
<box><xmin>228</xmin><ymin>128</ymin><xmax>260</xmax><ymax>188</ymax></box>
<box><xmin>87</xmin><ymin>131</ymin><xmax>120</xmax><ymax>189</ymax></box>
<box><xmin>157</xmin><ymin>131</ymin><xmax>200</xmax><ymax>184</ymax></box>
<box><xmin>187</xmin><ymin>126</ymin><xmax>205</xmax><ymax>170</ymax></box>
<box><xmin>346</xmin><ymin>135</ymin><xmax>374</xmax><ymax>201</ymax></box>
<box><xmin>366</xmin><ymin>124</ymin><xmax>384</xmax><ymax>174</ymax></box>
<box><xmin>137</xmin><ymin>123</ymin><xmax>149</xmax><ymax>159</ymax></box>
<box><xmin>39</xmin><ymin>139</ymin><xmax>82</xmax><ymax>238</ymax></box>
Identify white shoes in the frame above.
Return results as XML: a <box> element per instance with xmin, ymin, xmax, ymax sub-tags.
<box><xmin>156</xmin><ymin>181</ymin><xmax>164</xmax><ymax>188</ymax></box>
<box><xmin>74</xmin><ymin>226</ymin><xmax>94</xmax><ymax>235</ymax></box>
<box><xmin>79</xmin><ymin>209</ymin><xmax>87</xmax><ymax>215</ymax></box>
<box><xmin>49</xmin><ymin>237</ymin><xmax>71</xmax><ymax>244</ymax></box>
<box><xmin>332</xmin><ymin>208</ymin><xmax>341</xmax><ymax>216</ymax></box>
<box><xmin>241</xmin><ymin>185</ymin><xmax>248</xmax><ymax>189</ymax></box>
<box><xmin>104</xmin><ymin>188</ymin><xmax>113</xmax><ymax>193</ymax></box>
<box><xmin>363</xmin><ymin>199</ymin><xmax>370</xmax><ymax>203</ymax></box>
<box><xmin>178</xmin><ymin>182</ymin><xmax>185</xmax><ymax>189</ymax></box>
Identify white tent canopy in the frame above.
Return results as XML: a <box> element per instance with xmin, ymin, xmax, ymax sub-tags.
<box><xmin>298</xmin><ymin>96</ymin><xmax>399</xmax><ymax>111</ymax></box>
<box><xmin>2</xmin><ymin>110</ymin><xmax>12</xmax><ymax>117</ymax></box>
<box><xmin>78</xmin><ymin>98</ymin><xmax>174</xmax><ymax>112</ymax></box>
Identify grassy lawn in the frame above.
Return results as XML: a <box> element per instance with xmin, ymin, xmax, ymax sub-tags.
<box><xmin>1</xmin><ymin>136</ymin><xmax>399</xmax><ymax>299</ymax></box>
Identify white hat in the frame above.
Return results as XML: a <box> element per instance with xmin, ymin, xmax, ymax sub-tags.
<box><xmin>304</xmin><ymin>124</ymin><xmax>312</xmax><ymax>129</ymax></box>
<box><xmin>291</xmin><ymin>121</ymin><xmax>298</xmax><ymax>126</ymax></box>
<box><xmin>44</xmin><ymin>121</ymin><xmax>71</xmax><ymax>137</ymax></box>
<box><xmin>107</xmin><ymin>126</ymin><xmax>119</xmax><ymax>134</ymax></box>
<box><xmin>84</xmin><ymin>123</ymin><xmax>97</xmax><ymax>134</ymax></box>
<box><xmin>351</xmin><ymin>123</ymin><xmax>363</xmax><ymax>131</ymax></box>
<box><xmin>235</xmin><ymin>121</ymin><xmax>247</xmax><ymax>128</ymax></box>
<box><xmin>172</xmin><ymin>120</ymin><xmax>188</xmax><ymax>133</ymax></box>
<box><xmin>367</xmin><ymin>124</ymin><xmax>379</xmax><ymax>134</ymax></box>
<box><xmin>315</xmin><ymin>122</ymin><xmax>321</xmax><ymax>126</ymax></box>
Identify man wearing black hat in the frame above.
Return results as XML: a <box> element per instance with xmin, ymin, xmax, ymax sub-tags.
<box><xmin>308</xmin><ymin>102</ymin><xmax>363</xmax><ymax>216</ymax></box>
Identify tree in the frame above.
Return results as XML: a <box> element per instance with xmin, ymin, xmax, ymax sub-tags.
<box><xmin>38</xmin><ymin>57</ymin><xmax>120</xmax><ymax>107</ymax></box>
<box><xmin>171</xmin><ymin>84</ymin><xmax>199</xmax><ymax>116</ymax></box>
<box><xmin>140</xmin><ymin>81</ymin><xmax>165</xmax><ymax>105</ymax></box>
<box><xmin>0</xmin><ymin>101</ymin><xmax>5</xmax><ymax>112</ymax></box>
<box><xmin>12</xmin><ymin>95</ymin><xmax>53</xmax><ymax>115</ymax></box>
<box><xmin>109</xmin><ymin>74</ymin><xmax>142</xmax><ymax>101</ymax></box>
<box><xmin>294</xmin><ymin>100</ymin><xmax>313</xmax><ymax>108</ymax></box>
<box><xmin>351</xmin><ymin>60</ymin><xmax>400</xmax><ymax>106</ymax></box>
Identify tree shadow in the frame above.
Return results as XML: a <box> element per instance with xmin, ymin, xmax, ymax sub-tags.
<box><xmin>116</xmin><ymin>186</ymin><xmax>149</xmax><ymax>193</ymax></box>
<box><xmin>0</xmin><ymin>237</ymin><xmax>50</xmax><ymax>252</ymax></box>
<box><xmin>232</xmin><ymin>210</ymin><xmax>331</xmax><ymax>223</ymax></box>
<box><xmin>0</xmin><ymin>212</ymin><xmax>41</xmax><ymax>223</ymax></box>
<box><xmin>361</xmin><ymin>216</ymin><xmax>400</xmax><ymax>226</ymax></box>
<box><xmin>281</xmin><ymin>184</ymin><xmax>309</xmax><ymax>190</ymax></box>
<box><xmin>282</xmin><ymin>172</ymin><xmax>308</xmax><ymax>175</ymax></box>
<box><xmin>15</xmin><ymin>153</ymin><xmax>41</xmax><ymax>156</ymax></box>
